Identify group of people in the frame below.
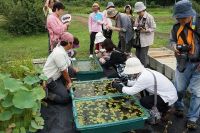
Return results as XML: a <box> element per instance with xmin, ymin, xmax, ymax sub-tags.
<box><xmin>40</xmin><ymin>0</ymin><xmax>200</xmax><ymax>132</ymax></box>
<box><xmin>88</xmin><ymin>2</ymin><xmax>156</xmax><ymax>67</ymax></box>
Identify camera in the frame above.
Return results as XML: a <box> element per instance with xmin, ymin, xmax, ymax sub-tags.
<box><xmin>176</xmin><ymin>44</ymin><xmax>191</xmax><ymax>72</ymax></box>
<box><xmin>176</xmin><ymin>44</ymin><xmax>191</xmax><ymax>53</ymax></box>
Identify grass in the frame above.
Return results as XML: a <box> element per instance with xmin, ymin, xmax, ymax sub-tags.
<box><xmin>0</xmin><ymin>7</ymin><xmax>174</xmax><ymax>62</ymax></box>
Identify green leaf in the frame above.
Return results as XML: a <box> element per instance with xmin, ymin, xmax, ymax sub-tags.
<box><xmin>35</xmin><ymin>116</ymin><xmax>44</xmax><ymax>125</ymax></box>
<box><xmin>0</xmin><ymin>111</ymin><xmax>12</xmax><ymax>121</ymax></box>
<box><xmin>10</xmin><ymin>106</ymin><xmax>23</xmax><ymax>115</ymax></box>
<box><xmin>29</xmin><ymin>125</ymin><xmax>37</xmax><ymax>132</ymax></box>
<box><xmin>39</xmin><ymin>74</ymin><xmax>48</xmax><ymax>81</ymax></box>
<box><xmin>20</xmin><ymin>127</ymin><xmax>26</xmax><ymax>133</ymax></box>
<box><xmin>20</xmin><ymin>65</ymin><xmax>30</xmax><ymax>72</ymax></box>
<box><xmin>23</xmin><ymin>75</ymin><xmax>40</xmax><ymax>85</ymax></box>
<box><xmin>32</xmin><ymin>87</ymin><xmax>45</xmax><ymax>100</ymax></box>
<box><xmin>13</xmin><ymin>90</ymin><xmax>36</xmax><ymax>109</ymax></box>
<box><xmin>0</xmin><ymin>73</ymin><xmax>11</xmax><ymax>79</ymax></box>
<box><xmin>32</xmin><ymin>102</ymin><xmax>40</xmax><ymax>113</ymax></box>
<box><xmin>31</xmin><ymin>120</ymin><xmax>43</xmax><ymax>130</ymax></box>
<box><xmin>12</xmin><ymin>128</ymin><xmax>20</xmax><ymax>133</ymax></box>
<box><xmin>1</xmin><ymin>95</ymin><xmax>13</xmax><ymax>108</ymax></box>
<box><xmin>0</xmin><ymin>80</ymin><xmax>8</xmax><ymax>100</ymax></box>
<box><xmin>3</xmin><ymin>78</ymin><xmax>24</xmax><ymax>92</ymax></box>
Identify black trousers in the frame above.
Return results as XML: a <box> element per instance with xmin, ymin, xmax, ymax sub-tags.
<box><xmin>136</xmin><ymin>46</ymin><xmax>149</xmax><ymax>67</ymax></box>
<box><xmin>118</xmin><ymin>36</ymin><xmax>133</xmax><ymax>53</ymax></box>
<box><xmin>90</xmin><ymin>32</ymin><xmax>98</xmax><ymax>54</ymax></box>
<box><xmin>103</xmin><ymin>29</ymin><xmax>112</xmax><ymax>39</ymax></box>
<box><xmin>140</xmin><ymin>95</ymin><xmax>169</xmax><ymax>113</ymax></box>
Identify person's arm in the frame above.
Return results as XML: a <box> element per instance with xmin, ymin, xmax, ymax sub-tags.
<box><xmin>169</xmin><ymin>26</ymin><xmax>178</xmax><ymax>52</ymax></box>
<box><xmin>53</xmin><ymin>53</ymin><xmax>71</xmax><ymax>88</ymax></box>
<box><xmin>88</xmin><ymin>14</ymin><xmax>92</xmax><ymax>33</ymax></box>
<box><xmin>61</xmin><ymin>70</ymin><xmax>72</xmax><ymax>89</ymax></box>
<box><xmin>47</xmin><ymin>16</ymin><xmax>68</xmax><ymax>36</ymax></box>
<box><xmin>142</xmin><ymin>16</ymin><xmax>156</xmax><ymax>33</ymax></box>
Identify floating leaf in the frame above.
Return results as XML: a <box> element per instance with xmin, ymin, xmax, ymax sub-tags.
<box><xmin>13</xmin><ymin>90</ymin><xmax>36</xmax><ymax>109</ymax></box>
<box><xmin>0</xmin><ymin>111</ymin><xmax>13</xmax><ymax>121</ymax></box>
<box><xmin>32</xmin><ymin>87</ymin><xmax>45</xmax><ymax>100</ymax></box>
<box><xmin>32</xmin><ymin>102</ymin><xmax>41</xmax><ymax>113</ymax></box>
<box><xmin>1</xmin><ymin>95</ymin><xmax>13</xmax><ymax>108</ymax></box>
<box><xmin>31</xmin><ymin>120</ymin><xmax>43</xmax><ymax>130</ymax></box>
<box><xmin>35</xmin><ymin>116</ymin><xmax>44</xmax><ymax>125</ymax></box>
<box><xmin>0</xmin><ymin>80</ymin><xmax>8</xmax><ymax>100</ymax></box>
<box><xmin>23</xmin><ymin>75</ymin><xmax>40</xmax><ymax>85</ymax></box>
<box><xmin>3</xmin><ymin>78</ymin><xmax>23</xmax><ymax>92</ymax></box>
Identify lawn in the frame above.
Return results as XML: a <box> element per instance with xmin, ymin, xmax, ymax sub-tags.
<box><xmin>0</xmin><ymin>7</ymin><xmax>174</xmax><ymax>63</ymax></box>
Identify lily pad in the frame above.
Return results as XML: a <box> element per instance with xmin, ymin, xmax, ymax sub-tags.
<box><xmin>3</xmin><ymin>78</ymin><xmax>24</xmax><ymax>92</ymax></box>
<box><xmin>23</xmin><ymin>75</ymin><xmax>40</xmax><ymax>85</ymax></box>
<box><xmin>39</xmin><ymin>74</ymin><xmax>48</xmax><ymax>81</ymax></box>
<box><xmin>13</xmin><ymin>90</ymin><xmax>36</xmax><ymax>109</ymax></box>
<box><xmin>20</xmin><ymin>127</ymin><xmax>26</xmax><ymax>133</ymax></box>
<box><xmin>0</xmin><ymin>80</ymin><xmax>8</xmax><ymax>100</ymax></box>
<box><xmin>1</xmin><ymin>95</ymin><xmax>13</xmax><ymax>108</ymax></box>
<box><xmin>10</xmin><ymin>106</ymin><xmax>23</xmax><ymax>115</ymax></box>
<box><xmin>0</xmin><ymin>111</ymin><xmax>13</xmax><ymax>121</ymax></box>
<box><xmin>32</xmin><ymin>87</ymin><xmax>45</xmax><ymax>100</ymax></box>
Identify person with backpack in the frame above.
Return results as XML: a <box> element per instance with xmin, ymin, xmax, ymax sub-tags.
<box><xmin>170</xmin><ymin>0</ymin><xmax>200</xmax><ymax>130</ymax></box>
<box><xmin>134</xmin><ymin>2</ymin><xmax>156</xmax><ymax>67</ymax></box>
<box><xmin>111</xmin><ymin>57</ymin><xmax>178</xmax><ymax>123</ymax></box>
<box><xmin>107</xmin><ymin>8</ymin><xmax>134</xmax><ymax>54</ymax></box>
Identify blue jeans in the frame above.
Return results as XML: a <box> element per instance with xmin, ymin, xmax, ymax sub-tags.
<box><xmin>174</xmin><ymin>62</ymin><xmax>200</xmax><ymax>122</ymax></box>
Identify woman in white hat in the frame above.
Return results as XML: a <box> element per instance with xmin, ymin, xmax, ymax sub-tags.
<box><xmin>112</xmin><ymin>57</ymin><xmax>178</xmax><ymax>117</ymax></box>
<box><xmin>94</xmin><ymin>32</ymin><xmax>107</xmax><ymax>58</ymax></box>
<box><xmin>134</xmin><ymin>2</ymin><xmax>156</xmax><ymax>67</ymax></box>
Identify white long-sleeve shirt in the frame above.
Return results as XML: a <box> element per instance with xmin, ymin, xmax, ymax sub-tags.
<box><xmin>122</xmin><ymin>69</ymin><xmax>178</xmax><ymax>106</ymax></box>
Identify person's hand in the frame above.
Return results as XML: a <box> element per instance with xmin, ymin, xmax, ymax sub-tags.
<box><xmin>99</xmin><ymin>58</ymin><xmax>106</xmax><ymax>64</ymax></box>
<box><xmin>140</xmin><ymin>27</ymin><xmax>146</xmax><ymax>32</ymax></box>
<box><xmin>111</xmin><ymin>81</ymin><xmax>123</xmax><ymax>93</ymax></box>
<box><xmin>66</xmin><ymin>82</ymin><xmax>72</xmax><ymax>90</ymax></box>
<box><xmin>173</xmin><ymin>44</ymin><xmax>180</xmax><ymax>55</ymax></box>
<box><xmin>120</xmin><ymin>28</ymin><xmax>127</xmax><ymax>32</ymax></box>
<box><xmin>95</xmin><ymin>50</ymin><xmax>99</xmax><ymax>54</ymax></box>
<box><xmin>73</xmin><ymin>67</ymin><xmax>79</xmax><ymax>73</ymax></box>
<box><xmin>107</xmin><ymin>25</ymin><xmax>112</xmax><ymax>30</ymax></box>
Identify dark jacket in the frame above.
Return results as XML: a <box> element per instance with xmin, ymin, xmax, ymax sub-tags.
<box><xmin>102</xmin><ymin>49</ymin><xmax>127</xmax><ymax>69</ymax></box>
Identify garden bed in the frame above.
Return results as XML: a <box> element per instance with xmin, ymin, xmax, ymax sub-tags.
<box><xmin>73</xmin><ymin>95</ymin><xmax>149</xmax><ymax>133</ymax></box>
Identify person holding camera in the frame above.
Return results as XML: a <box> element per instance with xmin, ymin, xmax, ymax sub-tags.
<box><xmin>111</xmin><ymin>57</ymin><xmax>178</xmax><ymax>123</ymax></box>
<box><xmin>134</xmin><ymin>2</ymin><xmax>156</xmax><ymax>67</ymax></box>
<box><xmin>107</xmin><ymin>8</ymin><xmax>134</xmax><ymax>54</ymax></box>
<box><xmin>170</xmin><ymin>0</ymin><xmax>200</xmax><ymax>130</ymax></box>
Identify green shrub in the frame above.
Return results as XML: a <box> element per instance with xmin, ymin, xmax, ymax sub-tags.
<box><xmin>0</xmin><ymin>0</ymin><xmax>45</xmax><ymax>35</ymax></box>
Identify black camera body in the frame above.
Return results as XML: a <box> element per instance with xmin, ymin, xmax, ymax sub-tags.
<box><xmin>176</xmin><ymin>44</ymin><xmax>191</xmax><ymax>53</ymax></box>
<box><xmin>176</xmin><ymin>44</ymin><xmax>191</xmax><ymax>72</ymax></box>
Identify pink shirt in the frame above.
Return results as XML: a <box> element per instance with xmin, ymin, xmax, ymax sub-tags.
<box><xmin>88</xmin><ymin>12</ymin><xmax>103</xmax><ymax>33</ymax></box>
<box><xmin>47</xmin><ymin>13</ymin><xmax>67</xmax><ymax>50</ymax></box>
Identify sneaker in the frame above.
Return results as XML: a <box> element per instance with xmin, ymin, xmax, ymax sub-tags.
<box><xmin>89</xmin><ymin>54</ymin><xmax>93</xmax><ymax>58</ymax></box>
<box><xmin>174</xmin><ymin>109</ymin><xmax>184</xmax><ymax>117</ymax></box>
<box><xmin>186</xmin><ymin>120</ymin><xmax>197</xmax><ymax>130</ymax></box>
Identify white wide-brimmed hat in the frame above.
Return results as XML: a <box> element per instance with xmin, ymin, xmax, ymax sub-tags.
<box><xmin>134</xmin><ymin>2</ymin><xmax>146</xmax><ymax>13</ymax></box>
<box><xmin>123</xmin><ymin>57</ymin><xmax>144</xmax><ymax>75</ymax></box>
<box><xmin>94</xmin><ymin>32</ymin><xmax>106</xmax><ymax>44</ymax></box>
